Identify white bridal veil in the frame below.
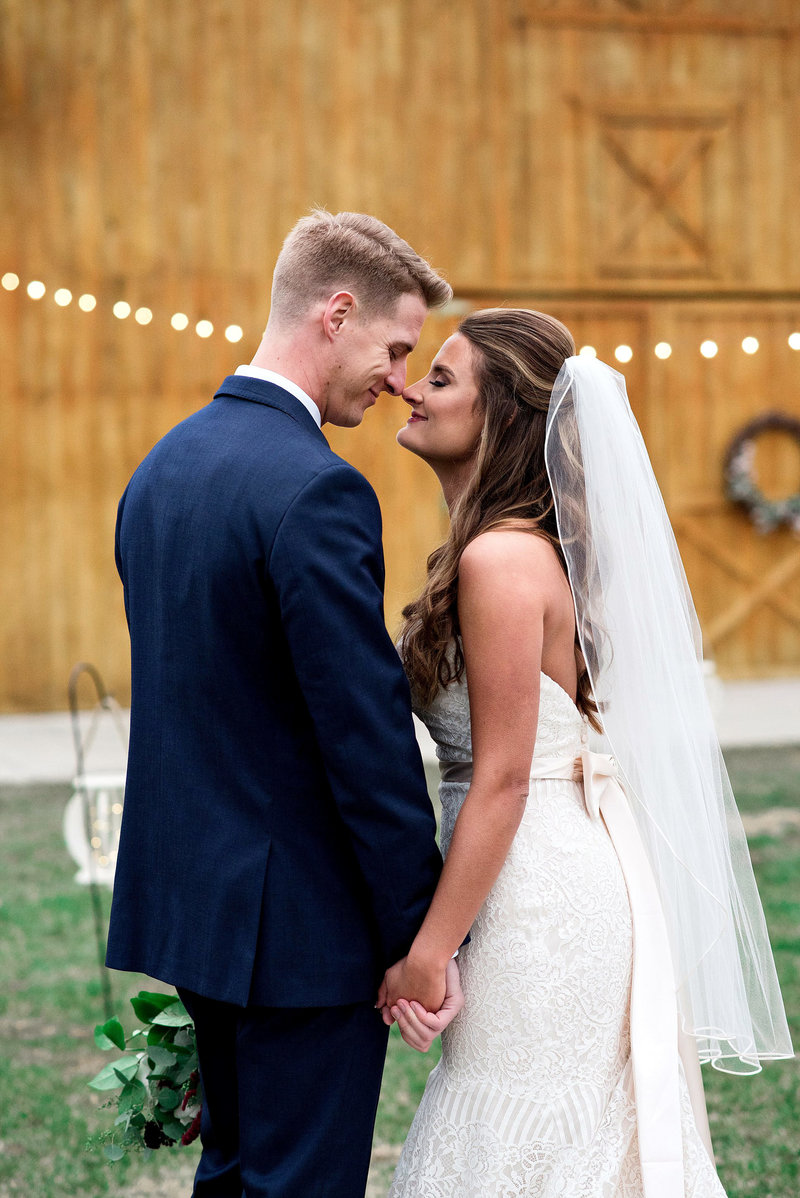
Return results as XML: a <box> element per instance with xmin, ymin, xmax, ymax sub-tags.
<box><xmin>544</xmin><ymin>355</ymin><xmax>792</xmax><ymax>1073</ymax></box>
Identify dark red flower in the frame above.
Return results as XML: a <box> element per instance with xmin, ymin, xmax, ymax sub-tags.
<box><xmin>181</xmin><ymin>1108</ymin><xmax>202</xmax><ymax>1146</ymax></box>
<box><xmin>143</xmin><ymin>1120</ymin><xmax>171</xmax><ymax>1150</ymax></box>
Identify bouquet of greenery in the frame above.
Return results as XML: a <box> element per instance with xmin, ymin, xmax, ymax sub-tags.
<box><xmin>88</xmin><ymin>990</ymin><xmax>201</xmax><ymax>1161</ymax></box>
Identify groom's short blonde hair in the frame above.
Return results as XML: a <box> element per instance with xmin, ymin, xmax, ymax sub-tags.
<box><xmin>269</xmin><ymin>210</ymin><xmax>452</xmax><ymax>326</ymax></box>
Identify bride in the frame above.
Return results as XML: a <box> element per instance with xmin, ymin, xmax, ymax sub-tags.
<box><xmin>377</xmin><ymin>308</ymin><xmax>792</xmax><ymax>1197</ymax></box>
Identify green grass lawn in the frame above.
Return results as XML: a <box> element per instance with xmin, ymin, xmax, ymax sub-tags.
<box><xmin>0</xmin><ymin>749</ymin><xmax>797</xmax><ymax>1196</ymax></box>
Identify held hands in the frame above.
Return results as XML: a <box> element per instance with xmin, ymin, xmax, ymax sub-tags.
<box><xmin>377</xmin><ymin>957</ymin><xmax>464</xmax><ymax>1053</ymax></box>
<box><xmin>377</xmin><ymin>947</ymin><xmax>447</xmax><ymax>1018</ymax></box>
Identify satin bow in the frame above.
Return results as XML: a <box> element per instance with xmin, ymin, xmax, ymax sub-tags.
<box><xmin>579</xmin><ymin>747</ymin><xmax>619</xmax><ymax>821</ymax></box>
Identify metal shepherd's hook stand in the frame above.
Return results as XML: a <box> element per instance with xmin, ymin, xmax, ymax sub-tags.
<box><xmin>68</xmin><ymin>662</ymin><xmax>129</xmax><ymax>1021</ymax></box>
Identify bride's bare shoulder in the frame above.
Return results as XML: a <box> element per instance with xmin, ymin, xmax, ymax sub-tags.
<box><xmin>459</xmin><ymin>526</ymin><xmax>562</xmax><ymax>582</ymax></box>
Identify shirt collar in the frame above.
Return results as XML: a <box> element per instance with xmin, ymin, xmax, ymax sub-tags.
<box><xmin>235</xmin><ymin>365</ymin><xmax>322</xmax><ymax>428</ymax></box>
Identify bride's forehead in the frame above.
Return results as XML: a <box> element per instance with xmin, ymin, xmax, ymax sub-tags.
<box><xmin>432</xmin><ymin>333</ymin><xmax>472</xmax><ymax>372</ymax></box>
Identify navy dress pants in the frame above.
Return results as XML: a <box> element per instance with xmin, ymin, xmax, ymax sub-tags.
<box><xmin>178</xmin><ymin>989</ymin><xmax>391</xmax><ymax>1198</ymax></box>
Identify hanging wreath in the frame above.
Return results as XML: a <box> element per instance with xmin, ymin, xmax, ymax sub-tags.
<box><xmin>724</xmin><ymin>412</ymin><xmax>800</xmax><ymax>534</ymax></box>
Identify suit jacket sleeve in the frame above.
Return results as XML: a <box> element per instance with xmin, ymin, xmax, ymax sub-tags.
<box><xmin>115</xmin><ymin>490</ymin><xmax>130</xmax><ymax>625</ymax></box>
<box><xmin>269</xmin><ymin>461</ymin><xmax>442</xmax><ymax>965</ymax></box>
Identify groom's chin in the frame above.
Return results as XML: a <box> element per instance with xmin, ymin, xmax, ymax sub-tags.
<box><xmin>327</xmin><ymin>408</ymin><xmax>367</xmax><ymax>429</ymax></box>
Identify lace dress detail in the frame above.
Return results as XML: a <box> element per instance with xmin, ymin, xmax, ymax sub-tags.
<box><xmin>389</xmin><ymin>672</ymin><xmax>726</xmax><ymax>1198</ymax></box>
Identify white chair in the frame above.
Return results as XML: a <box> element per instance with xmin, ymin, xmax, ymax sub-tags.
<box><xmin>63</xmin><ymin>662</ymin><xmax>128</xmax><ymax>888</ymax></box>
<box><xmin>63</xmin><ymin>770</ymin><xmax>126</xmax><ymax>887</ymax></box>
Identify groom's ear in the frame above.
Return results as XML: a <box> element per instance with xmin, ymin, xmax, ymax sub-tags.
<box><xmin>322</xmin><ymin>291</ymin><xmax>357</xmax><ymax>341</ymax></box>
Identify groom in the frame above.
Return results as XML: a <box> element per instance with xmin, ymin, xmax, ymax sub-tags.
<box><xmin>107</xmin><ymin>211</ymin><xmax>453</xmax><ymax>1196</ymax></box>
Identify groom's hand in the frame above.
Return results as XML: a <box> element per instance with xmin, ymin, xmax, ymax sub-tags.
<box><xmin>390</xmin><ymin>958</ymin><xmax>464</xmax><ymax>1052</ymax></box>
<box><xmin>377</xmin><ymin>948</ymin><xmax>447</xmax><ymax>1021</ymax></box>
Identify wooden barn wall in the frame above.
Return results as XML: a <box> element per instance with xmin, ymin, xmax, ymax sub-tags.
<box><xmin>1</xmin><ymin>0</ymin><xmax>799</xmax><ymax>711</ymax></box>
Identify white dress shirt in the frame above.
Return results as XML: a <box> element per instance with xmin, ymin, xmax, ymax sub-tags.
<box><xmin>235</xmin><ymin>364</ymin><xmax>322</xmax><ymax>428</ymax></box>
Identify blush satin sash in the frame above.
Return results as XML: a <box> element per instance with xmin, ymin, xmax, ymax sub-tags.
<box><xmin>440</xmin><ymin>748</ymin><xmax>685</xmax><ymax>1198</ymax></box>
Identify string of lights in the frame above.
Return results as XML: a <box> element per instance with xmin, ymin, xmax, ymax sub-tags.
<box><xmin>577</xmin><ymin>334</ymin><xmax>800</xmax><ymax>363</ymax></box>
<box><xmin>4</xmin><ymin>271</ymin><xmax>800</xmax><ymax>362</ymax></box>
<box><xmin>1</xmin><ymin>271</ymin><xmax>244</xmax><ymax>343</ymax></box>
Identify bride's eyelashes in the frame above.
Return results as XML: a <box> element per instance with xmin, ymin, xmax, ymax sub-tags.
<box><xmin>430</xmin><ymin>377</ymin><xmax>447</xmax><ymax>388</ymax></box>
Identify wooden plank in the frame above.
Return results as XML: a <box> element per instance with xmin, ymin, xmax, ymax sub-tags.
<box><xmin>1</xmin><ymin>0</ymin><xmax>799</xmax><ymax>708</ymax></box>
<box><xmin>704</xmin><ymin>547</ymin><xmax>800</xmax><ymax>647</ymax></box>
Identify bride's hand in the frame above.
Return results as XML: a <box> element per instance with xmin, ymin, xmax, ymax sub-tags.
<box><xmin>377</xmin><ymin>947</ymin><xmax>447</xmax><ymax>1021</ymax></box>
<box><xmin>391</xmin><ymin>958</ymin><xmax>464</xmax><ymax>1053</ymax></box>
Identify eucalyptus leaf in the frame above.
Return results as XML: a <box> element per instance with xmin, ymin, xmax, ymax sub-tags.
<box><xmin>151</xmin><ymin>1001</ymin><xmax>192</xmax><ymax>1028</ymax></box>
<box><xmin>119</xmin><ymin>1078</ymin><xmax>147</xmax><ymax>1113</ymax></box>
<box><xmin>146</xmin><ymin>1045</ymin><xmax>178</xmax><ymax>1070</ymax></box>
<box><xmin>168</xmin><ymin>1043</ymin><xmax>193</xmax><ymax>1060</ymax></box>
<box><xmin>156</xmin><ymin>1087</ymin><xmax>183</xmax><ymax>1112</ymax></box>
<box><xmin>160</xmin><ymin>1118</ymin><xmax>186</xmax><ymax>1143</ymax></box>
<box><xmin>103</xmin><ymin>1143</ymin><xmax>125</xmax><ymax>1162</ymax></box>
<box><xmin>114</xmin><ymin>1060</ymin><xmax>141</xmax><ymax>1085</ymax></box>
<box><xmin>131</xmin><ymin>991</ymin><xmax>179</xmax><ymax>1023</ymax></box>
<box><xmin>94</xmin><ymin>1017</ymin><xmax>126</xmax><ymax>1052</ymax></box>
<box><xmin>88</xmin><ymin>1055</ymin><xmax>140</xmax><ymax>1092</ymax></box>
<box><xmin>175</xmin><ymin>1058</ymin><xmax>199</xmax><ymax>1085</ymax></box>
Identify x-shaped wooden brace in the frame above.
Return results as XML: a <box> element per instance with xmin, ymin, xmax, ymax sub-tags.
<box><xmin>673</xmin><ymin>514</ymin><xmax>800</xmax><ymax>649</ymax></box>
<box><xmin>600</xmin><ymin>126</ymin><xmax>720</xmax><ymax>259</ymax></box>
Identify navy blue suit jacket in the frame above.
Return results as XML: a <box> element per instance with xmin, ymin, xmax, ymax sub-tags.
<box><xmin>106</xmin><ymin>375</ymin><xmax>442</xmax><ymax>1007</ymax></box>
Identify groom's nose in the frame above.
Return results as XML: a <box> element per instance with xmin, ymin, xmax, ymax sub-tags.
<box><xmin>384</xmin><ymin>360</ymin><xmax>408</xmax><ymax>397</ymax></box>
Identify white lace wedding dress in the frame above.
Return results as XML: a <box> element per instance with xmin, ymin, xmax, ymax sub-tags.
<box><xmin>389</xmin><ymin>670</ymin><xmax>726</xmax><ymax>1198</ymax></box>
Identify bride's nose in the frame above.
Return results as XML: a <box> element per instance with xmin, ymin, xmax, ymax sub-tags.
<box><xmin>402</xmin><ymin>381</ymin><xmax>424</xmax><ymax>406</ymax></box>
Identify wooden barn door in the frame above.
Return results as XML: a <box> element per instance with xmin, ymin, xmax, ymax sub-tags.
<box><xmin>1</xmin><ymin>0</ymin><xmax>799</xmax><ymax>709</ymax></box>
<box><xmin>652</xmin><ymin>304</ymin><xmax>800</xmax><ymax>676</ymax></box>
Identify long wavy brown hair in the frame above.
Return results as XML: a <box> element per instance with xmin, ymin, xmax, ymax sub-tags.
<box><xmin>400</xmin><ymin>307</ymin><xmax>600</xmax><ymax>729</ymax></box>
